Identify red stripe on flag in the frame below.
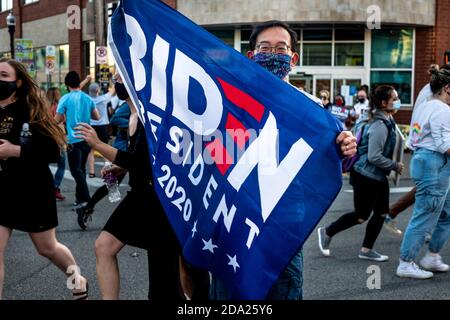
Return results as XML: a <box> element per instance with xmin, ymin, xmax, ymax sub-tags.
<box><xmin>225</xmin><ymin>114</ymin><xmax>251</xmax><ymax>150</ymax></box>
<box><xmin>217</xmin><ymin>78</ymin><xmax>265</xmax><ymax>122</ymax></box>
<box><xmin>205</xmin><ymin>139</ymin><xmax>233</xmax><ymax>175</ymax></box>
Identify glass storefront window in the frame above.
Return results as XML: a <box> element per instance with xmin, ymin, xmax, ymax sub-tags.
<box><xmin>333</xmin><ymin>79</ymin><xmax>362</xmax><ymax>105</ymax></box>
<box><xmin>335</xmin><ymin>43</ymin><xmax>364</xmax><ymax>66</ymax></box>
<box><xmin>303</xmin><ymin>29</ymin><xmax>332</xmax><ymax>41</ymax></box>
<box><xmin>371</xmin><ymin>71</ymin><xmax>412</xmax><ymax>104</ymax></box>
<box><xmin>1</xmin><ymin>0</ymin><xmax>12</xmax><ymax>12</ymax></box>
<box><xmin>335</xmin><ymin>28</ymin><xmax>365</xmax><ymax>41</ymax></box>
<box><xmin>33</xmin><ymin>44</ymin><xmax>70</xmax><ymax>90</ymax></box>
<box><xmin>302</xmin><ymin>43</ymin><xmax>332</xmax><ymax>66</ymax></box>
<box><xmin>240</xmin><ymin>43</ymin><xmax>250</xmax><ymax>55</ymax></box>
<box><xmin>207</xmin><ymin>29</ymin><xmax>234</xmax><ymax>47</ymax></box>
<box><xmin>371</xmin><ymin>29</ymin><xmax>413</xmax><ymax>68</ymax></box>
<box><xmin>240</xmin><ymin>29</ymin><xmax>252</xmax><ymax>42</ymax></box>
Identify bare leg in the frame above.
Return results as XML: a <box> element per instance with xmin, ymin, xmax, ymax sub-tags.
<box><xmin>95</xmin><ymin>231</ymin><xmax>124</xmax><ymax>300</ymax></box>
<box><xmin>29</xmin><ymin>228</ymin><xmax>87</xmax><ymax>297</ymax></box>
<box><xmin>88</xmin><ymin>149</ymin><xmax>95</xmax><ymax>176</ymax></box>
<box><xmin>390</xmin><ymin>187</ymin><xmax>416</xmax><ymax>218</ymax></box>
<box><xmin>0</xmin><ymin>226</ymin><xmax>12</xmax><ymax>300</ymax></box>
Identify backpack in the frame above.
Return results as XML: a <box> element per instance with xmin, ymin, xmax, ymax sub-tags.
<box><xmin>341</xmin><ymin>118</ymin><xmax>394</xmax><ymax>174</ymax></box>
<box><xmin>341</xmin><ymin>120</ymin><xmax>368</xmax><ymax>173</ymax></box>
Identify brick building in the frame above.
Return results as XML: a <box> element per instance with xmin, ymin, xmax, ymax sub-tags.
<box><xmin>1</xmin><ymin>0</ymin><xmax>449</xmax><ymax>123</ymax></box>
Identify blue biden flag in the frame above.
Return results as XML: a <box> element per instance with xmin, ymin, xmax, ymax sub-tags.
<box><xmin>109</xmin><ymin>0</ymin><xmax>343</xmax><ymax>299</ymax></box>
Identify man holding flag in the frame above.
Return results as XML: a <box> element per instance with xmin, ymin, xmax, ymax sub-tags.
<box><xmin>210</xmin><ymin>20</ymin><xmax>357</xmax><ymax>300</ymax></box>
<box><xmin>107</xmin><ymin>0</ymin><xmax>356</xmax><ymax>300</ymax></box>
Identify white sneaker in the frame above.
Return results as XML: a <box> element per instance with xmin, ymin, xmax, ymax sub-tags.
<box><xmin>396</xmin><ymin>260</ymin><xmax>434</xmax><ymax>279</ymax></box>
<box><xmin>420</xmin><ymin>252</ymin><xmax>450</xmax><ymax>272</ymax></box>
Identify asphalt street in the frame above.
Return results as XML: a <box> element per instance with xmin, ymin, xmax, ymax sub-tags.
<box><xmin>3</xmin><ymin>153</ymin><xmax>449</xmax><ymax>300</ymax></box>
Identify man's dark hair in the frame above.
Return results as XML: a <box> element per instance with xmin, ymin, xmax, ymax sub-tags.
<box><xmin>249</xmin><ymin>20</ymin><xmax>298</xmax><ymax>53</ymax></box>
<box><xmin>65</xmin><ymin>71</ymin><xmax>81</xmax><ymax>88</ymax></box>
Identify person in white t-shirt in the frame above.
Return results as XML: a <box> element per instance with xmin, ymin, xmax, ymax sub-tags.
<box><xmin>396</xmin><ymin>66</ymin><xmax>450</xmax><ymax>280</ymax></box>
<box><xmin>353</xmin><ymin>89</ymin><xmax>370</xmax><ymax>124</ymax></box>
<box><xmin>87</xmin><ymin>82</ymin><xmax>116</xmax><ymax>178</ymax></box>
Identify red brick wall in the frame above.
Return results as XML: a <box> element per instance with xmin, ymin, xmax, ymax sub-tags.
<box><xmin>403</xmin><ymin>0</ymin><xmax>450</xmax><ymax>125</ymax></box>
<box><xmin>68</xmin><ymin>0</ymin><xmax>84</xmax><ymax>77</ymax></box>
<box><xmin>162</xmin><ymin>0</ymin><xmax>177</xmax><ymax>8</ymax></box>
<box><xmin>435</xmin><ymin>0</ymin><xmax>450</xmax><ymax>65</ymax></box>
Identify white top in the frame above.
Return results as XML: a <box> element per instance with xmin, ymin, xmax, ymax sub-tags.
<box><xmin>407</xmin><ymin>99</ymin><xmax>450</xmax><ymax>154</ymax></box>
<box><xmin>353</xmin><ymin>99</ymin><xmax>370</xmax><ymax>124</ymax></box>
<box><xmin>91</xmin><ymin>93</ymin><xmax>112</xmax><ymax>126</ymax></box>
<box><xmin>414</xmin><ymin>83</ymin><xmax>432</xmax><ymax>111</ymax></box>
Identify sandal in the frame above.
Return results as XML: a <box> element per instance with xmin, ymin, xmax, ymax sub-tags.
<box><xmin>73</xmin><ymin>281</ymin><xmax>89</xmax><ymax>300</ymax></box>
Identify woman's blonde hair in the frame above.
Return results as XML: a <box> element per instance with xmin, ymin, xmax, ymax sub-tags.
<box><xmin>0</xmin><ymin>58</ymin><xmax>66</xmax><ymax>147</ymax></box>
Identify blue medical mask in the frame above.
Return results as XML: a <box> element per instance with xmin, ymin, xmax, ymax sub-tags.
<box><xmin>393</xmin><ymin>100</ymin><xmax>401</xmax><ymax>110</ymax></box>
<box><xmin>253</xmin><ymin>52</ymin><xmax>292</xmax><ymax>79</ymax></box>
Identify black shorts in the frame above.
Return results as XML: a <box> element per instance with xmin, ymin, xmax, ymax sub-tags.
<box><xmin>103</xmin><ymin>188</ymin><xmax>173</xmax><ymax>250</ymax></box>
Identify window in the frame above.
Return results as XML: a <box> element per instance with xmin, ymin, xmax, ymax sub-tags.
<box><xmin>206</xmin><ymin>29</ymin><xmax>234</xmax><ymax>47</ymax></box>
<box><xmin>34</xmin><ymin>44</ymin><xmax>70</xmax><ymax>90</ymax></box>
<box><xmin>240</xmin><ymin>29</ymin><xmax>252</xmax><ymax>54</ymax></box>
<box><xmin>23</xmin><ymin>0</ymin><xmax>39</xmax><ymax>4</ymax></box>
<box><xmin>303</xmin><ymin>29</ymin><xmax>332</xmax><ymax>41</ymax></box>
<box><xmin>333</xmin><ymin>79</ymin><xmax>362</xmax><ymax>105</ymax></box>
<box><xmin>300</xmin><ymin>27</ymin><xmax>365</xmax><ymax>67</ymax></box>
<box><xmin>335</xmin><ymin>43</ymin><xmax>364</xmax><ymax>66</ymax></box>
<box><xmin>370</xmin><ymin>28</ymin><xmax>414</xmax><ymax>105</ymax></box>
<box><xmin>335</xmin><ymin>28</ymin><xmax>365</xmax><ymax>41</ymax></box>
<box><xmin>302</xmin><ymin>43</ymin><xmax>332</xmax><ymax>66</ymax></box>
<box><xmin>1</xmin><ymin>0</ymin><xmax>12</xmax><ymax>12</ymax></box>
<box><xmin>302</xmin><ymin>29</ymin><xmax>332</xmax><ymax>66</ymax></box>
<box><xmin>371</xmin><ymin>71</ymin><xmax>412</xmax><ymax>104</ymax></box>
<box><xmin>371</xmin><ymin>29</ymin><xmax>413</xmax><ymax>68</ymax></box>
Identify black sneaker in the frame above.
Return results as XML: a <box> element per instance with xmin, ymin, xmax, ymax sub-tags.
<box><xmin>76</xmin><ymin>205</ymin><xmax>93</xmax><ymax>231</ymax></box>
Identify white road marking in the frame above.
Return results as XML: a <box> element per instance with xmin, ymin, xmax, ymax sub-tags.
<box><xmin>345</xmin><ymin>187</ymin><xmax>414</xmax><ymax>194</ymax></box>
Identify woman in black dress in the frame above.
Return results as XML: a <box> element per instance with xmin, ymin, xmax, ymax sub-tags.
<box><xmin>0</xmin><ymin>59</ymin><xmax>88</xmax><ymax>299</ymax></box>
<box><xmin>76</xmin><ymin>74</ymin><xmax>190</xmax><ymax>300</ymax></box>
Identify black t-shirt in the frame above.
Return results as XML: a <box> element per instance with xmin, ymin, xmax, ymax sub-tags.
<box><xmin>113</xmin><ymin>120</ymin><xmax>153</xmax><ymax>191</ymax></box>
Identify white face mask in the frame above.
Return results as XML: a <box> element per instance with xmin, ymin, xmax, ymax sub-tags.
<box><xmin>392</xmin><ymin>100</ymin><xmax>401</xmax><ymax>110</ymax></box>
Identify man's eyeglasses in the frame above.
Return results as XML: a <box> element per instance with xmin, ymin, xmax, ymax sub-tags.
<box><xmin>256</xmin><ymin>43</ymin><xmax>290</xmax><ymax>54</ymax></box>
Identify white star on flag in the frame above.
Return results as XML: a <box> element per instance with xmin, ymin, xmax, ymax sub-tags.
<box><xmin>227</xmin><ymin>254</ymin><xmax>240</xmax><ymax>273</ymax></box>
<box><xmin>191</xmin><ymin>220</ymin><xmax>198</xmax><ymax>238</ymax></box>
<box><xmin>202</xmin><ymin>238</ymin><xmax>218</xmax><ymax>253</ymax></box>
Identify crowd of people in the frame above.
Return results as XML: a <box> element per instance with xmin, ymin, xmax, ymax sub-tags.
<box><xmin>0</xmin><ymin>18</ymin><xmax>449</xmax><ymax>300</ymax></box>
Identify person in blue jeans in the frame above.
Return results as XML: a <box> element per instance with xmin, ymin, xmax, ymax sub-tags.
<box><xmin>55</xmin><ymin>71</ymin><xmax>100</xmax><ymax>207</ymax></box>
<box><xmin>397</xmin><ymin>67</ymin><xmax>450</xmax><ymax>279</ymax></box>
<box><xmin>209</xmin><ymin>20</ymin><xmax>357</xmax><ymax>300</ymax></box>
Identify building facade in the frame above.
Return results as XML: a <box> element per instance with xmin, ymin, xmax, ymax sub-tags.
<box><xmin>1</xmin><ymin>0</ymin><xmax>449</xmax><ymax>123</ymax></box>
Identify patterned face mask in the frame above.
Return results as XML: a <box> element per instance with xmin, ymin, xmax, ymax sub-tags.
<box><xmin>253</xmin><ymin>52</ymin><xmax>292</xmax><ymax>79</ymax></box>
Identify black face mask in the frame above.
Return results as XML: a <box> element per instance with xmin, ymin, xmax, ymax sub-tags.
<box><xmin>0</xmin><ymin>80</ymin><xmax>18</xmax><ymax>101</ymax></box>
<box><xmin>115</xmin><ymin>82</ymin><xmax>129</xmax><ymax>100</ymax></box>
<box><xmin>357</xmin><ymin>97</ymin><xmax>366</xmax><ymax>103</ymax></box>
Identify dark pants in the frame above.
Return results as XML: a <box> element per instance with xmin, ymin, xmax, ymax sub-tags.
<box><xmin>390</xmin><ymin>187</ymin><xmax>416</xmax><ymax>218</ymax></box>
<box><xmin>326</xmin><ymin>170</ymin><xmax>389</xmax><ymax>249</ymax></box>
<box><xmin>67</xmin><ymin>141</ymin><xmax>91</xmax><ymax>203</ymax></box>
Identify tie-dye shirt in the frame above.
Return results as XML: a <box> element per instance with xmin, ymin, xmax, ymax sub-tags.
<box><xmin>407</xmin><ymin>99</ymin><xmax>450</xmax><ymax>154</ymax></box>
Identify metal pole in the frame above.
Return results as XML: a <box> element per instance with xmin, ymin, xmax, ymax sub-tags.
<box><xmin>9</xmin><ymin>26</ymin><xmax>15</xmax><ymax>59</ymax></box>
<box><xmin>94</xmin><ymin>0</ymin><xmax>106</xmax><ymax>83</ymax></box>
